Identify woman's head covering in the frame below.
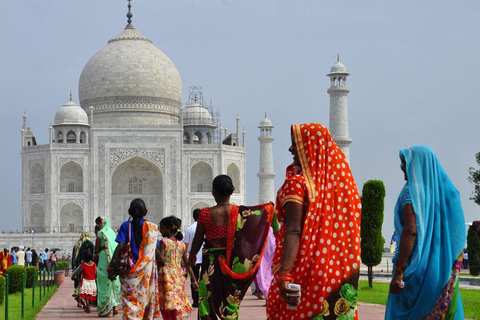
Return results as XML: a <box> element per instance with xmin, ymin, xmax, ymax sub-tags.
<box><xmin>290</xmin><ymin>123</ymin><xmax>361</xmax><ymax>297</ymax></box>
<box><xmin>390</xmin><ymin>145</ymin><xmax>466</xmax><ymax>317</ymax></box>
<box><xmin>97</xmin><ymin>216</ymin><xmax>117</xmax><ymax>262</ymax></box>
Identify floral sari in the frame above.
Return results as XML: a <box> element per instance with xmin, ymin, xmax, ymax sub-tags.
<box><xmin>96</xmin><ymin>217</ymin><xmax>121</xmax><ymax>316</ymax></box>
<box><xmin>120</xmin><ymin>221</ymin><xmax>161</xmax><ymax>320</ymax></box>
<box><xmin>198</xmin><ymin>203</ymin><xmax>274</xmax><ymax>319</ymax></box>
<box><xmin>267</xmin><ymin>123</ymin><xmax>362</xmax><ymax>320</ymax></box>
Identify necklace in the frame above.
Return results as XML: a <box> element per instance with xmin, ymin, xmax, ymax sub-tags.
<box><xmin>216</xmin><ymin>203</ymin><xmax>230</xmax><ymax>206</ymax></box>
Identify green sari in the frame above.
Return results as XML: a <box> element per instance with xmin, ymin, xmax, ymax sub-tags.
<box><xmin>96</xmin><ymin>217</ymin><xmax>121</xmax><ymax>316</ymax></box>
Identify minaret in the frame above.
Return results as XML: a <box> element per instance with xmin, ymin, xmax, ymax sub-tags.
<box><xmin>327</xmin><ymin>54</ymin><xmax>352</xmax><ymax>163</ymax></box>
<box><xmin>258</xmin><ymin>114</ymin><xmax>276</xmax><ymax>204</ymax></box>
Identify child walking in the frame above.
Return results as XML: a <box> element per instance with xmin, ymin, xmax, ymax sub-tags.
<box><xmin>71</xmin><ymin>250</ymin><xmax>97</xmax><ymax>313</ymax></box>
<box><xmin>158</xmin><ymin>216</ymin><xmax>199</xmax><ymax>320</ymax></box>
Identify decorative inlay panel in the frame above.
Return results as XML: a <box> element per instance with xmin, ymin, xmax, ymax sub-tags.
<box><xmin>109</xmin><ymin>148</ymin><xmax>165</xmax><ymax>171</ymax></box>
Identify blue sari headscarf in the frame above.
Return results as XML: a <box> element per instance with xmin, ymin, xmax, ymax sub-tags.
<box><xmin>385</xmin><ymin>146</ymin><xmax>466</xmax><ymax>320</ymax></box>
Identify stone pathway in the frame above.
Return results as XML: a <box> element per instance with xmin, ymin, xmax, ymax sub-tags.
<box><xmin>35</xmin><ymin>279</ymin><xmax>389</xmax><ymax>319</ymax></box>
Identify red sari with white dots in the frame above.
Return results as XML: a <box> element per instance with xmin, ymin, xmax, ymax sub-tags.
<box><xmin>266</xmin><ymin>123</ymin><xmax>361</xmax><ymax>320</ymax></box>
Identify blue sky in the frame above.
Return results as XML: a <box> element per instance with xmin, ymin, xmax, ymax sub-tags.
<box><xmin>2</xmin><ymin>0</ymin><xmax>480</xmax><ymax>240</ymax></box>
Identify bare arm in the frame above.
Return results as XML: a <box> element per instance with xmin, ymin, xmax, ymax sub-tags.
<box><xmin>188</xmin><ymin>223</ymin><xmax>205</xmax><ymax>266</ymax></box>
<box><xmin>71</xmin><ymin>265</ymin><xmax>82</xmax><ymax>280</ymax></box>
<box><xmin>183</xmin><ymin>250</ymin><xmax>199</xmax><ymax>291</ymax></box>
<box><xmin>390</xmin><ymin>203</ymin><xmax>417</xmax><ymax>294</ymax></box>
<box><xmin>279</xmin><ymin>202</ymin><xmax>304</xmax><ymax>306</ymax></box>
<box><xmin>108</xmin><ymin>241</ymin><xmax>124</xmax><ymax>269</ymax></box>
<box><xmin>94</xmin><ymin>237</ymin><xmax>100</xmax><ymax>264</ymax></box>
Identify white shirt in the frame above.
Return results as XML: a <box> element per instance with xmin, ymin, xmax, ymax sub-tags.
<box><xmin>184</xmin><ymin>221</ymin><xmax>203</xmax><ymax>264</ymax></box>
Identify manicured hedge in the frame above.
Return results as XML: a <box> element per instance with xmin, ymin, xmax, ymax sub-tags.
<box><xmin>25</xmin><ymin>266</ymin><xmax>38</xmax><ymax>288</ymax></box>
<box><xmin>56</xmin><ymin>261</ymin><xmax>69</xmax><ymax>270</ymax></box>
<box><xmin>0</xmin><ymin>275</ymin><xmax>5</xmax><ymax>305</ymax></box>
<box><xmin>6</xmin><ymin>265</ymin><xmax>27</xmax><ymax>293</ymax></box>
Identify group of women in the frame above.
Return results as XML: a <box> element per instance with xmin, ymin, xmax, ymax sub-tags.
<box><xmin>68</xmin><ymin>122</ymin><xmax>465</xmax><ymax>320</ymax></box>
<box><xmin>72</xmin><ymin>221</ymin><xmax>120</xmax><ymax>317</ymax></box>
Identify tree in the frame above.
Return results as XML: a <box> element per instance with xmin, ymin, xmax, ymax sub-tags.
<box><xmin>468</xmin><ymin>152</ymin><xmax>480</xmax><ymax>205</ymax></box>
<box><xmin>360</xmin><ymin>180</ymin><xmax>385</xmax><ymax>288</ymax></box>
<box><xmin>467</xmin><ymin>225</ymin><xmax>480</xmax><ymax>276</ymax></box>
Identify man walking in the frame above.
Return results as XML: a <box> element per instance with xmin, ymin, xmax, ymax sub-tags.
<box><xmin>184</xmin><ymin>208</ymin><xmax>203</xmax><ymax>308</ymax></box>
<box><xmin>40</xmin><ymin>248</ymin><xmax>48</xmax><ymax>271</ymax></box>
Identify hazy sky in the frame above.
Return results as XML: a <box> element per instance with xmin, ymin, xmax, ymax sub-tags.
<box><xmin>2</xmin><ymin>0</ymin><xmax>480</xmax><ymax>240</ymax></box>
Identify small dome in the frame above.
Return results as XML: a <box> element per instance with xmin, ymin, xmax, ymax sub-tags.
<box><xmin>183</xmin><ymin>103</ymin><xmax>214</xmax><ymax>126</ymax></box>
<box><xmin>259</xmin><ymin>116</ymin><xmax>273</xmax><ymax>127</ymax></box>
<box><xmin>54</xmin><ymin>100</ymin><xmax>89</xmax><ymax>126</ymax></box>
<box><xmin>329</xmin><ymin>61</ymin><xmax>347</xmax><ymax>74</ymax></box>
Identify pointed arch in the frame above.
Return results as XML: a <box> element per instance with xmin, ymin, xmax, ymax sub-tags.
<box><xmin>60</xmin><ymin>161</ymin><xmax>83</xmax><ymax>192</ymax></box>
<box><xmin>191</xmin><ymin>202</ymin><xmax>210</xmax><ymax>213</ymax></box>
<box><xmin>190</xmin><ymin>161</ymin><xmax>213</xmax><ymax>192</ymax></box>
<box><xmin>57</xmin><ymin>131</ymin><xmax>64</xmax><ymax>143</ymax></box>
<box><xmin>227</xmin><ymin>163</ymin><xmax>241</xmax><ymax>194</ymax></box>
<box><xmin>30</xmin><ymin>203</ymin><xmax>45</xmax><ymax>232</ymax></box>
<box><xmin>60</xmin><ymin>202</ymin><xmax>83</xmax><ymax>233</ymax></box>
<box><xmin>111</xmin><ymin>156</ymin><xmax>163</xmax><ymax>229</ymax></box>
<box><xmin>67</xmin><ymin>130</ymin><xmax>76</xmax><ymax>143</ymax></box>
<box><xmin>29</xmin><ymin>163</ymin><xmax>45</xmax><ymax>194</ymax></box>
<box><xmin>80</xmin><ymin>131</ymin><xmax>87</xmax><ymax>144</ymax></box>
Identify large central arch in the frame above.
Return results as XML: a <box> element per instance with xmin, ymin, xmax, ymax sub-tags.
<box><xmin>111</xmin><ymin>156</ymin><xmax>163</xmax><ymax>229</ymax></box>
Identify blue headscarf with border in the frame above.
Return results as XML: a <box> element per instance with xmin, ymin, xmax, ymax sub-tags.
<box><xmin>385</xmin><ymin>146</ymin><xmax>466</xmax><ymax>319</ymax></box>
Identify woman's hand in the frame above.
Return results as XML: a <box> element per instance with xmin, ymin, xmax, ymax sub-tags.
<box><xmin>188</xmin><ymin>255</ymin><xmax>196</xmax><ymax>267</ymax></box>
<box><xmin>389</xmin><ymin>272</ymin><xmax>404</xmax><ymax>294</ymax></box>
<box><xmin>191</xmin><ymin>281</ymin><xmax>199</xmax><ymax>292</ymax></box>
<box><xmin>279</xmin><ymin>281</ymin><xmax>300</xmax><ymax>307</ymax></box>
<box><xmin>71</xmin><ymin>275</ymin><xmax>75</xmax><ymax>281</ymax></box>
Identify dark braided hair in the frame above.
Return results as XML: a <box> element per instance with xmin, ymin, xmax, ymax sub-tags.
<box><xmin>212</xmin><ymin>175</ymin><xmax>235</xmax><ymax>196</ymax></box>
<box><xmin>128</xmin><ymin>198</ymin><xmax>147</xmax><ymax>247</ymax></box>
<box><xmin>160</xmin><ymin>215</ymin><xmax>183</xmax><ymax>241</ymax></box>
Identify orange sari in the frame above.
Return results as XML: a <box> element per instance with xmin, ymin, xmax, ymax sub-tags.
<box><xmin>266</xmin><ymin>123</ymin><xmax>361</xmax><ymax>320</ymax></box>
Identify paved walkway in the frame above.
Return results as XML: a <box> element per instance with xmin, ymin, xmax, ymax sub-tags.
<box><xmin>36</xmin><ymin>279</ymin><xmax>387</xmax><ymax>319</ymax></box>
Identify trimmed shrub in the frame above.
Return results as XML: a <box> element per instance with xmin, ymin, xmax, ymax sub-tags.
<box><xmin>471</xmin><ymin>254</ymin><xmax>480</xmax><ymax>276</ymax></box>
<box><xmin>56</xmin><ymin>261</ymin><xmax>69</xmax><ymax>271</ymax></box>
<box><xmin>6</xmin><ymin>265</ymin><xmax>27</xmax><ymax>293</ymax></box>
<box><xmin>467</xmin><ymin>226</ymin><xmax>480</xmax><ymax>276</ymax></box>
<box><xmin>360</xmin><ymin>180</ymin><xmax>386</xmax><ymax>288</ymax></box>
<box><xmin>0</xmin><ymin>275</ymin><xmax>5</xmax><ymax>305</ymax></box>
<box><xmin>25</xmin><ymin>266</ymin><xmax>38</xmax><ymax>288</ymax></box>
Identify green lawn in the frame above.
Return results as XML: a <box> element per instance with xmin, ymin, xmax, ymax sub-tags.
<box><xmin>358</xmin><ymin>281</ymin><xmax>480</xmax><ymax>320</ymax></box>
<box><xmin>0</xmin><ymin>285</ymin><xmax>58</xmax><ymax>320</ymax></box>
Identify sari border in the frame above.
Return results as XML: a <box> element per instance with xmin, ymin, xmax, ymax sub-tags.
<box><xmin>129</xmin><ymin>221</ymin><xmax>148</xmax><ymax>275</ymax></box>
<box><xmin>219</xmin><ymin>203</ymin><xmax>275</xmax><ymax>280</ymax></box>
<box><xmin>292</xmin><ymin>124</ymin><xmax>315</xmax><ymax>201</ymax></box>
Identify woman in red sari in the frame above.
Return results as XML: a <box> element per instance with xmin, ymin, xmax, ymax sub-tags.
<box><xmin>189</xmin><ymin>175</ymin><xmax>274</xmax><ymax>320</ymax></box>
<box><xmin>266</xmin><ymin>123</ymin><xmax>362</xmax><ymax>320</ymax></box>
<box><xmin>0</xmin><ymin>248</ymin><xmax>12</xmax><ymax>276</ymax></box>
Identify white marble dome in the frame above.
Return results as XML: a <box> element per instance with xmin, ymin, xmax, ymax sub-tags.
<box><xmin>259</xmin><ymin>116</ymin><xmax>273</xmax><ymax>127</ymax></box>
<box><xmin>329</xmin><ymin>61</ymin><xmax>348</xmax><ymax>74</ymax></box>
<box><xmin>54</xmin><ymin>100</ymin><xmax>88</xmax><ymax>125</ymax></box>
<box><xmin>183</xmin><ymin>103</ymin><xmax>213</xmax><ymax>125</ymax></box>
<box><xmin>78</xmin><ymin>25</ymin><xmax>182</xmax><ymax>125</ymax></box>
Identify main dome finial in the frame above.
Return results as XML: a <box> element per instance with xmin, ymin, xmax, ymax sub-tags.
<box><xmin>126</xmin><ymin>0</ymin><xmax>133</xmax><ymax>27</ymax></box>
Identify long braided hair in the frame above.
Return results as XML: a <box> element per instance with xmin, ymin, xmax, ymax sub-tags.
<box><xmin>128</xmin><ymin>198</ymin><xmax>147</xmax><ymax>247</ymax></box>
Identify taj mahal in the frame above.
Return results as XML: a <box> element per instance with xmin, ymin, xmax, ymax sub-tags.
<box><xmin>2</xmin><ymin>3</ymin><xmax>353</xmax><ymax>250</ymax></box>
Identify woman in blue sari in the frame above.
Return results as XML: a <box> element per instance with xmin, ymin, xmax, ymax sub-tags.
<box><xmin>385</xmin><ymin>146</ymin><xmax>466</xmax><ymax>320</ymax></box>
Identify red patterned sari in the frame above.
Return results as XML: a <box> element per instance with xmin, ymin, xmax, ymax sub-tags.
<box><xmin>197</xmin><ymin>203</ymin><xmax>275</xmax><ymax>319</ymax></box>
<box><xmin>267</xmin><ymin>123</ymin><xmax>362</xmax><ymax>320</ymax></box>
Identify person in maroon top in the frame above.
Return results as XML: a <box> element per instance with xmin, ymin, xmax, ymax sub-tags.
<box><xmin>189</xmin><ymin>175</ymin><xmax>274</xmax><ymax>320</ymax></box>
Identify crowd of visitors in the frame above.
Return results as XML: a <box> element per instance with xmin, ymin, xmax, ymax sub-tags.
<box><xmin>1</xmin><ymin>123</ymin><xmax>471</xmax><ymax>320</ymax></box>
<box><xmin>0</xmin><ymin>246</ymin><xmax>53</xmax><ymax>275</ymax></box>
